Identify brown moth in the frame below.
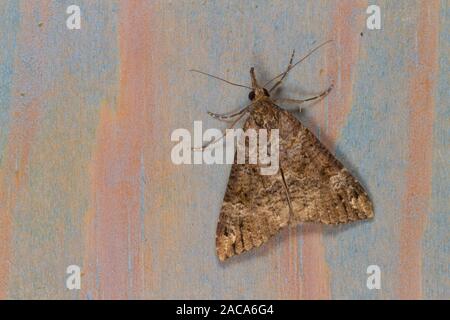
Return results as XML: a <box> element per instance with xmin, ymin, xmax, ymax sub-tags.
<box><xmin>193</xmin><ymin>42</ymin><xmax>374</xmax><ymax>261</ymax></box>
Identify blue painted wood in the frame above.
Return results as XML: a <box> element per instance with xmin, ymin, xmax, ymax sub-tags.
<box><xmin>0</xmin><ymin>0</ymin><xmax>447</xmax><ymax>300</ymax></box>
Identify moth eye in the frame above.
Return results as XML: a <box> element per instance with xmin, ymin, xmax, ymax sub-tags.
<box><xmin>263</xmin><ymin>88</ymin><xmax>270</xmax><ymax>97</ymax></box>
<box><xmin>248</xmin><ymin>91</ymin><xmax>256</xmax><ymax>101</ymax></box>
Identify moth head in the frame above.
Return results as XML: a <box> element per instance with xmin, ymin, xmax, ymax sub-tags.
<box><xmin>249</xmin><ymin>67</ymin><xmax>270</xmax><ymax>101</ymax></box>
<box><xmin>248</xmin><ymin>88</ymin><xmax>270</xmax><ymax>101</ymax></box>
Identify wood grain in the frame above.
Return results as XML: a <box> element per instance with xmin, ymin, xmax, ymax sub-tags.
<box><xmin>0</xmin><ymin>0</ymin><xmax>448</xmax><ymax>299</ymax></box>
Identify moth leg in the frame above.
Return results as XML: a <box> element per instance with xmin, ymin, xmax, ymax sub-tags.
<box><xmin>193</xmin><ymin>110</ymin><xmax>249</xmax><ymax>151</ymax></box>
<box><xmin>269</xmin><ymin>50</ymin><xmax>295</xmax><ymax>93</ymax></box>
<box><xmin>274</xmin><ymin>83</ymin><xmax>334</xmax><ymax>112</ymax></box>
<box><xmin>206</xmin><ymin>99</ymin><xmax>258</xmax><ymax>122</ymax></box>
<box><xmin>207</xmin><ymin>107</ymin><xmax>248</xmax><ymax>122</ymax></box>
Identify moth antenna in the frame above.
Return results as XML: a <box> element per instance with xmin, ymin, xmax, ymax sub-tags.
<box><xmin>264</xmin><ymin>39</ymin><xmax>334</xmax><ymax>88</ymax></box>
<box><xmin>190</xmin><ymin>69</ymin><xmax>252</xmax><ymax>90</ymax></box>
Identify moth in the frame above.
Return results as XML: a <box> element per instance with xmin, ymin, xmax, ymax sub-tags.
<box><xmin>192</xmin><ymin>41</ymin><xmax>374</xmax><ymax>261</ymax></box>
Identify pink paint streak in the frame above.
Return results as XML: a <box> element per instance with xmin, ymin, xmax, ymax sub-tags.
<box><xmin>0</xmin><ymin>102</ymin><xmax>40</xmax><ymax>298</ymax></box>
<box><xmin>85</xmin><ymin>1</ymin><xmax>154</xmax><ymax>299</ymax></box>
<box><xmin>398</xmin><ymin>0</ymin><xmax>440</xmax><ymax>299</ymax></box>
<box><xmin>278</xmin><ymin>229</ymin><xmax>302</xmax><ymax>299</ymax></box>
<box><xmin>301</xmin><ymin>0</ymin><xmax>367</xmax><ymax>299</ymax></box>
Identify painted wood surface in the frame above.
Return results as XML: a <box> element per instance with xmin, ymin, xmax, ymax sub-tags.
<box><xmin>0</xmin><ymin>0</ymin><xmax>448</xmax><ymax>299</ymax></box>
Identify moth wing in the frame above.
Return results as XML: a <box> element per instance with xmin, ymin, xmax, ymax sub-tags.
<box><xmin>216</xmin><ymin>116</ymin><xmax>290</xmax><ymax>261</ymax></box>
<box><xmin>276</xmin><ymin>108</ymin><xmax>374</xmax><ymax>225</ymax></box>
<box><xmin>216</xmin><ymin>103</ymin><xmax>374</xmax><ymax>261</ymax></box>
<box><xmin>216</xmin><ymin>162</ymin><xmax>290</xmax><ymax>261</ymax></box>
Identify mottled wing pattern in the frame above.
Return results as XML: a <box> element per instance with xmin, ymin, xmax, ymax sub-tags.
<box><xmin>216</xmin><ymin>115</ymin><xmax>290</xmax><ymax>261</ymax></box>
<box><xmin>216</xmin><ymin>100</ymin><xmax>374</xmax><ymax>261</ymax></box>
<box><xmin>276</xmin><ymin>107</ymin><xmax>374</xmax><ymax>225</ymax></box>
